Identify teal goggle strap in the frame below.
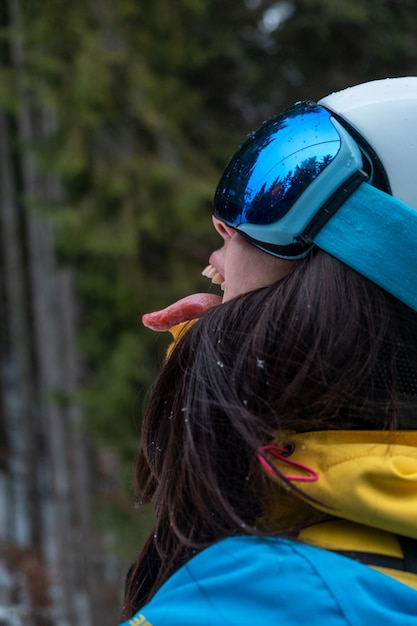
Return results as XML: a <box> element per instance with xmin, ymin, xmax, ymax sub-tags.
<box><xmin>314</xmin><ymin>182</ymin><xmax>417</xmax><ymax>312</ymax></box>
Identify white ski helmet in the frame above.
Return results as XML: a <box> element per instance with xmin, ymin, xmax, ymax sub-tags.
<box><xmin>319</xmin><ymin>76</ymin><xmax>417</xmax><ymax>212</ymax></box>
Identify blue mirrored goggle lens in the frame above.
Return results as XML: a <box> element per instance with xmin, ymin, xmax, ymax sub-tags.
<box><xmin>213</xmin><ymin>102</ymin><xmax>343</xmax><ymax>227</ymax></box>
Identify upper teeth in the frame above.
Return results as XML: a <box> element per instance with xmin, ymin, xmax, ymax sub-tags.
<box><xmin>202</xmin><ymin>264</ymin><xmax>225</xmax><ymax>288</ymax></box>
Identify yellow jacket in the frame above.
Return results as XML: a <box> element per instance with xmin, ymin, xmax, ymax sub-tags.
<box><xmin>263</xmin><ymin>429</ymin><xmax>417</xmax><ymax>589</ymax></box>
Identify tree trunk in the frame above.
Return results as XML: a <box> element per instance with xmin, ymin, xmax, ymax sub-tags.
<box><xmin>0</xmin><ymin>1</ymin><xmax>124</xmax><ymax>624</ymax></box>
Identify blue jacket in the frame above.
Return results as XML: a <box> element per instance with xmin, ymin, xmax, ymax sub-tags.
<box><xmin>120</xmin><ymin>535</ymin><xmax>417</xmax><ymax>625</ymax></box>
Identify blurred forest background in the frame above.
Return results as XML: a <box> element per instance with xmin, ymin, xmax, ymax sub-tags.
<box><xmin>0</xmin><ymin>0</ymin><xmax>417</xmax><ymax>624</ymax></box>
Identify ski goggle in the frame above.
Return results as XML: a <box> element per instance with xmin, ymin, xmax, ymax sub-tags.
<box><xmin>212</xmin><ymin>100</ymin><xmax>417</xmax><ymax>312</ymax></box>
<box><xmin>213</xmin><ymin>101</ymin><xmax>368</xmax><ymax>259</ymax></box>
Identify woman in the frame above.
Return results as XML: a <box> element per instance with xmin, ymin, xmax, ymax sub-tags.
<box><xmin>122</xmin><ymin>77</ymin><xmax>417</xmax><ymax>625</ymax></box>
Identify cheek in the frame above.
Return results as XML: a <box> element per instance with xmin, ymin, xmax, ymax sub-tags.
<box><xmin>227</xmin><ymin>239</ymin><xmax>297</xmax><ymax>294</ymax></box>
<box><xmin>222</xmin><ymin>240</ymin><xmax>264</xmax><ymax>296</ymax></box>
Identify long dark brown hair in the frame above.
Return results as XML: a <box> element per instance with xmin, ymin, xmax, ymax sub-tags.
<box><xmin>124</xmin><ymin>248</ymin><xmax>417</xmax><ymax>617</ymax></box>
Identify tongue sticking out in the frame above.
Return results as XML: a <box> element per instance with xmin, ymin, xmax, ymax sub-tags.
<box><xmin>142</xmin><ymin>292</ymin><xmax>222</xmax><ymax>332</ymax></box>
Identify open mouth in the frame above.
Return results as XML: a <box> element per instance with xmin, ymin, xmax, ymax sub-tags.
<box><xmin>202</xmin><ymin>264</ymin><xmax>225</xmax><ymax>291</ymax></box>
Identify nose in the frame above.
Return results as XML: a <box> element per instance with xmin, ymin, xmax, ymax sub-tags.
<box><xmin>212</xmin><ymin>216</ymin><xmax>235</xmax><ymax>242</ymax></box>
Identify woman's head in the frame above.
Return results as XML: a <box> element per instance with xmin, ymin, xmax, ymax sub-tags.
<box><xmin>208</xmin><ymin>77</ymin><xmax>417</xmax><ymax>311</ymax></box>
